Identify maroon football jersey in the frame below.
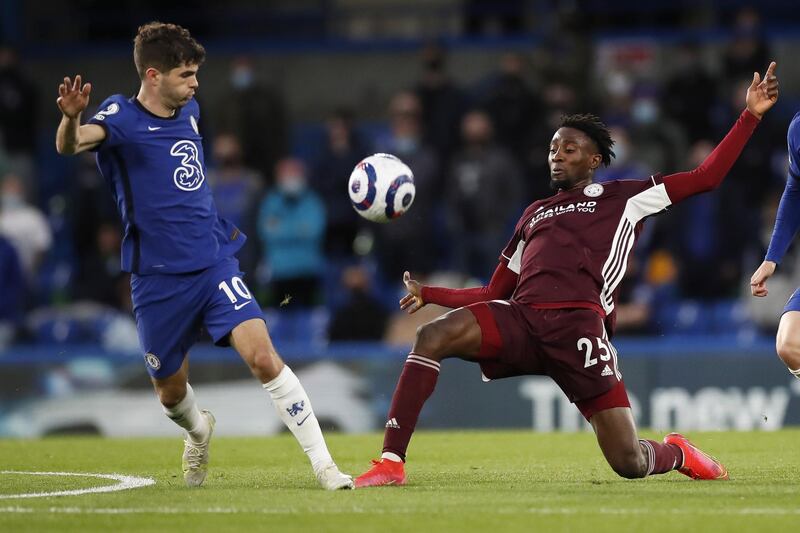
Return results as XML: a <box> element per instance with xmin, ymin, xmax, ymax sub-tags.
<box><xmin>501</xmin><ymin>176</ymin><xmax>671</xmax><ymax>315</ymax></box>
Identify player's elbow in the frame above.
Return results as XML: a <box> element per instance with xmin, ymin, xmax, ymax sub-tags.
<box><xmin>55</xmin><ymin>141</ymin><xmax>75</xmax><ymax>156</ymax></box>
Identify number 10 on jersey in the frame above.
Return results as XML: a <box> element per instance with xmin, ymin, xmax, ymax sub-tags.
<box><xmin>218</xmin><ymin>276</ymin><xmax>253</xmax><ymax>308</ymax></box>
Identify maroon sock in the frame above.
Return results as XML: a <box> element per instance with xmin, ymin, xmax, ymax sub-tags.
<box><xmin>639</xmin><ymin>439</ymin><xmax>683</xmax><ymax>475</ymax></box>
<box><xmin>382</xmin><ymin>353</ymin><xmax>441</xmax><ymax>460</ymax></box>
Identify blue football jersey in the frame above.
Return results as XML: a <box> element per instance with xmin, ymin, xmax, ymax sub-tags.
<box><xmin>88</xmin><ymin>95</ymin><xmax>244</xmax><ymax>274</ymax></box>
<box><xmin>789</xmin><ymin>111</ymin><xmax>800</xmax><ymax>179</ymax></box>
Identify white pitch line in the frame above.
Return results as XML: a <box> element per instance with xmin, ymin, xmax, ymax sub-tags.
<box><xmin>0</xmin><ymin>471</ymin><xmax>155</xmax><ymax>499</ymax></box>
<box><xmin>0</xmin><ymin>506</ymin><xmax>799</xmax><ymax>516</ymax></box>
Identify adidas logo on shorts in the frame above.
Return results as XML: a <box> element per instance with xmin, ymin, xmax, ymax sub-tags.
<box><xmin>601</xmin><ymin>364</ymin><xmax>613</xmax><ymax>377</ymax></box>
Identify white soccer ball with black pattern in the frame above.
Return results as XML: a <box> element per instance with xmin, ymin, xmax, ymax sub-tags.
<box><xmin>348</xmin><ymin>153</ymin><xmax>415</xmax><ymax>223</ymax></box>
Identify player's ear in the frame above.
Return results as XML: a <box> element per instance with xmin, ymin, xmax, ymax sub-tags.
<box><xmin>589</xmin><ymin>153</ymin><xmax>602</xmax><ymax>170</ymax></box>
<box><xmin>144</xmin><ymin>67</ymin><xmax>161</xmax><ymax>84</ymax></box>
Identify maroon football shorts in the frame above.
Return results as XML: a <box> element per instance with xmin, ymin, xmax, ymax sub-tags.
<box><xmin>466</xmin><ymin>301</ymin><xmax>630</xmax><ymax>418</ymax></box>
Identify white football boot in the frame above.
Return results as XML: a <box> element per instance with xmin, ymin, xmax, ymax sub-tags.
<box><xmin>315</xmin><ymin>462</ymin><xmax>355</xmax><ymax>490</ymax></box>
<box><xmin>182</xmin><ymin>410</ymin><xmax>215</xmax><ymax>487</ymax></box>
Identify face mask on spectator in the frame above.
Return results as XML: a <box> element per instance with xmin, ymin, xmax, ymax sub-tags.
<box><xmin>394</xmin><ymin>136</ymin><xmax>418</xmax><ymax>154</ymax></box>
<box><xmin>231</xmin><ymin>67</ymin><xmax>254</xmax><ymax>90</ymax></box>
<box><xmin>0</xmin><ymin>192</ymin><xmax>23</xmax><ymax>210</ymax></box>
<box><xmin>632</xmin><ymin>98</ymin><xmax>659</xmax><ymax>125</ymax></box>
<box><xmin>279</xmin><ymin>176</ymin><xmax>306</xmax><ymax>196</ymax></box>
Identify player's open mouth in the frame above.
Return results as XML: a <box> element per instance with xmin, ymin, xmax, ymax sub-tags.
<box><xmin>551</xmin><ymin>169</ymin><xmax>564</xmax><ymax>177</ymax></box>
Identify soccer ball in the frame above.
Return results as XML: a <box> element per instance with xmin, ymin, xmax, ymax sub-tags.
<box><xmin>348</xmin><ymin>153</ymin><xmax>415</xmax><ymax>223</ymax></box>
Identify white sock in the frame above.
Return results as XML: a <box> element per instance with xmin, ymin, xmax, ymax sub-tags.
<box><xmin>381</xmin><ymin>452</ymin><xmax>403</xmax><ymax>463</ymax></box>
<box><xmin>790</xmin><ymin>367</ymin><xmax>800</xmax><ymax>380</ymax></box>
<box><xmin>263</xmin><ymin>366</ymin><xmax>333</xmax><ymax>472</ymax></box>
<box><xmin>162</xmin><ymin>383</ymin><xmax>210</xmax><ymax>444</ymax></box>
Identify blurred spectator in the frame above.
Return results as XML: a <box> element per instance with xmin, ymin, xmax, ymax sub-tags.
<box><xmin>413</xmin><ymin>42</ymin><xmax>466</xmax><ymax>163</ymax></box>
<box><xmin>214</xmin><ymin>56</ymin><xmax>288</xmax><ymax>186</ymax></box>
<box><xmin>373</xmin><ymin>91</ymin><xmax>442</xmax><ymax>280</ymax></box>
<box><xmin>446</xmin><ymin>109</ymin><xmax>524</xmax><ymax>278</ymax></box>
<box><xmin>207</xmin><ymin>133</ymin><xmax>264</xmax><ymax>275</ymax></box>
<box><xmin>714</xmin><ymin>78</ymin><xmax>782</xmax><ymax>210</ymax></box>
<box><xmin>594</xmin><ymin>126</ymin><xmax>652</xmax><ymax>183</ymax></box>
<box><xmin>0</xmin><ymin>234</ymin><xmax>24</xmax><ymax>346</ymax></box>
<box><xmin>477</xmin><ymin>53</ymin><xmax>540</xmax><ymax>162</ymax></box>
<box><xmin>662</xmin><ymin>42</ymin><xmax>719</xmax><ymax>143</ymax></box>
<box><xmin>0</xmin><ymin>172</ymin><xmax>51</xmax><ymax>279</ymax></box>
<box><xmin>666</xmin><ymin>140</ymin><xmax>745</xmax><ymax>299</ymax></box>
<box><xmin>722</xmin><ymin>7</ymin><xmax>770</xmax><ymax>85</ymax></box>
<box><xmin>311</xmin><ymin>108</ymin><xmax>370</xmax><ymax>258</ymax></box>
<box><xmin>328</xmin><ymin>265</ymin><xmax>389</xmax><ymax>341</ymax></box>
<box><xmin>464</xmin><ymin>0</ymin><xmax>527</xmax><ymax>35</ymax></box>
<box><xmin>525</xmin><ymin>79</ymin><xmax>580</xmax><ymax>201</ymax></box>
<box><xmin>71</xmin><ymin>152</ymin><xmax>119</xmax><ymax>261</ymax></box>
<box><xmin>628</xmin><ymin>88</ymin><xmax>688</xmax><ymax>174</ymax></box>
<box><xmin>0</xmin><ymin>45</ymin><xmax>38</xmax><ymax>182</ymax></box>
<box><xmin>258</xmin><ymin>158</ymin><xmax>326</xmax><ymax>307</ymax></box>
<box><xmin>72</xmin><ymin>222</ymin><xmax>130</xmax><ymax>312</ymax></box>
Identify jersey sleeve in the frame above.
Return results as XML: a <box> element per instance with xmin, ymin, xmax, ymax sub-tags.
<box><xmin>765</xmin><ymin>115</ymin><xmax>800</xmax><ymax>264</ymax></box>
<box><xmin>86</xmin><ymin>95</ymin><xmax>130</xmax><ymax>150</ymax></box>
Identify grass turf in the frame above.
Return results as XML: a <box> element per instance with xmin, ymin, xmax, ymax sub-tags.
<box><xmin>1</xmin><ymin>429</ymin><xmax>798</xmax><ymax>532</ymax></box>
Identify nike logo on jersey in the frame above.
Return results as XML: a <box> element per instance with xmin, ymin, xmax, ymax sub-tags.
<box><xmin>147</xmin><ymin>126</ymin><xmax>162</xmax><ymax>131</ymax></box>
<box><xmin>234</xmin><ymin>301</ymin><xmax>252</xmax><ymax>310</ymax></box>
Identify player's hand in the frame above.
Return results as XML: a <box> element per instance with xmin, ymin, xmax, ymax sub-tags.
<box><xmin>57</xmin><ymin>75</ymin><xmax>92</xmax><ymax>119</ymax></box>
<box><xmin>750</xmin><ymin>260</ymin><xmax>777</xmax><ymax>297</ymax></box>
<box><xmin>399</xmin><ymin>271</ymin><xmax>426</xmax><ymax>314</ymax></box>
<box><xmin>746</xmin><ymin>61</ymin><xmax>778</xmax><ymax>119</ymax></box>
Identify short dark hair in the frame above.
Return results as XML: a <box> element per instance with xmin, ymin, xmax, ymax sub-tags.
<box><xmin>133</xmin><ymin>22</ymin><xmax>205</xmax><ymax>79</ymax></box>
<box><xmin>559</xmin><ymin>113</ymin><xmax>615</xmax><ymax>167</ymax></box>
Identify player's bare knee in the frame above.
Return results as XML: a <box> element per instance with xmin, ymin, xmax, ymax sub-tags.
<box><xmin>415</xmin><ymin>322</ymin><xmax>445</xmax><ymax>353</ymax></box>
<box><xmin>776</xmin><ymin>336</ymin><xmax>800</xmax><ymax>370</ymax></box>
<box><xmin>156</xmin><ymin>384</ymin><xmax>186</xmax><ymax>408</ymax></box>
<box><xmin>610</xmin><ymin>451</ymin><xmax>647</xmax><ymax>479</ymax></box>
<box><xmin>251</xmin><ymin>349</ymin><xmax>282</xmax><ymax>380</ymax></box>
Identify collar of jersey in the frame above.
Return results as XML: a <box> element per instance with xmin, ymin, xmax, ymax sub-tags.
<box><xmin>130</xmin><ymin>96</ymin><xmax>183</xmax><ymax>121</ymax></box>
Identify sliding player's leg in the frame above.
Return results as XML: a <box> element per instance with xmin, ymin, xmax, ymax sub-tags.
<box><xmin>776</xmin><ymin>308</ymin><xmax>800</xmax><ymax>380</ymax></box>
<box><xmin>152</xmin><ymin>358</ymin><xmax>215</xmax><ymax>487</ymax></box>
<box><xmin>356</xmin><ymin>306</ymin><xmax>486</xmax><ymax>487</ymax></box>
<box><xmin>582</xmin><ymin>385</ymin><xmax>727</xmax><ymax>480</ymax></box>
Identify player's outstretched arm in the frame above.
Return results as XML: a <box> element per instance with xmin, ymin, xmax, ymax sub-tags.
<box><xmin>399</xmin><ymin>262</ymin><xmax>518</xmax><ymax>314</ymax></box>
<box><xmin>662</xmin><ymin>62</ymin><xmax>779</xmax><ymax>204</ymax></box>
<box><xmin>55</xmin><ymin>75</ymin><xmax>106</xmax><ymax>155</ymax></box>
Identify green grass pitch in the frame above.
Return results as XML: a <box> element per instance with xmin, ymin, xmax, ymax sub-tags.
<box><xmin>1</xmin><ymin>429</ymin><xmax>798</xmax><ymax>532</ymax></box>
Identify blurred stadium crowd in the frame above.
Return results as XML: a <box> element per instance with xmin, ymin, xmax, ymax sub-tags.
<box><xmin>1</xmin><ymin>1</ymin><xmax>800</xmax><ymax>351</ymax></box>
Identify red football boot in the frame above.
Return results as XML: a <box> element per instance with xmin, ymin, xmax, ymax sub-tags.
<box><xmin>664</xmin><ymin>433</ymin><xmax>729</xmax><ymax>480</ymax></box>
<box><xmin>354</xmin><ymin>458</ymin><xmax>406</xmax><ymax>488</ymax></box>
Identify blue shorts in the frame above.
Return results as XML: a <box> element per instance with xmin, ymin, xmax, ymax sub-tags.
<box><xmin>131</xmin><ymin>257</ymin><xmax>264</xmax><ymax>379</ymax></box>
<box><xmin>784</xmin><ymin>287</ymin><xmax>800</xmax><ymax>314</ymax></box>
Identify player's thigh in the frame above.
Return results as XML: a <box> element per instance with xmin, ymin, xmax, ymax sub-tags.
<box><xmin>131</xmin><ymin>273</ymin><xmax>203</xmax><ymax>381</ymax></box>
<box><xmin>589</xmin><ymin>407</ymin><xmax>642</xmax><ymax>468</ymax></box>
<box><xmin>230</xmin><ymin>318</ymin><xmax>283</xmax><ymax>373</ymax></box>
<box><xmin>203</xmin><ymin>258</ymin><xmax>266</xmax><ymax>347</ymax></box>
<box><xmin>776</xmin><ymin>310</ymin><xmax>800</xmax><ymax>363</ymax></box>
<box><xmin>414</xmin><ymin>307</ymin><xmax>482</xmax><ymax>359</ymax></box>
